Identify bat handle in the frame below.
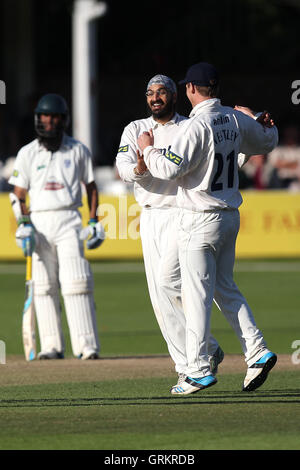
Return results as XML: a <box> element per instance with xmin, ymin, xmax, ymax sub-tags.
<box><xmin>26</xmin><ymin>256</ymin><xmax>32</xmax><ymax>282</ymax></box>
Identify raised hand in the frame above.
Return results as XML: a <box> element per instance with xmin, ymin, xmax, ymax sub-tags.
<box><xmin>256</xmin><ymin>111</ymin><xmax>274</xmax><ymax>128</ymax></box>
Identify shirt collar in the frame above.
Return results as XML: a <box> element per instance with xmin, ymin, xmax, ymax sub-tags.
<box><xmin>189</xmin><ymin>98</ymin><xmax>221</xmax><ymax>118</ymax></box>
<box><xmin>61</xmin><ymin>133</ymin><xmax>72</xmax><ymax>149</ymax></box>
<box><xmin>150</xmin><ymin>112</ymin><xmax>180</xmax><ymax>129</ymax></box>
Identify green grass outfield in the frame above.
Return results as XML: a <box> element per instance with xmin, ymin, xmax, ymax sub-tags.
<box><xmin>0</xmin><ymin>373</ymin><xmax>299</xmax><ymax>451</ymax></box>
<box><xmin>0</xmin><ymin>259</ymin><xmax>299</xmax><ymax>451</ymax></box>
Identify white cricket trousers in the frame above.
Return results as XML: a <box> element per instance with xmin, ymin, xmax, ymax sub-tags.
<box><xmin>31</xmin><ymin>209</ymin><xmax>100</xmax><ymax>357</ymax></box>
<box><xmin>140</xmin><ymin>206</ymin><xmax>220</xmax><ymax>374</ymax></box>
<box><xmin>178</xmin><ymin>208</ymin><xmax>269</xmax><ymax>378</ymax></box>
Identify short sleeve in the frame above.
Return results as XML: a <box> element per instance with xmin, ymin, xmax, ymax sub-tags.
<box><xmin>8</xmin><ymin>148</ymin><xmax>30</xmax><ymax>189</ymax></box>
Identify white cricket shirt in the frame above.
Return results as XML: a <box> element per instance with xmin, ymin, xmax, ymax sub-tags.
<box><xmin>8</xmin><ymin>134</ymin><xmax>95</xmax><ymax>211</ymax></box>
<box><xmin>116</xmin><ymin>113</ymin><xmax>187</xmax><ymax>208</ymax></box>
<box><xmin>143</xmin><ymin>99</ymin><xmax>279</xmax><ymax>211</ymax></box>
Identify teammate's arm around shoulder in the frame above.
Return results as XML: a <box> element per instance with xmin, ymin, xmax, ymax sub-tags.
<box><xmin>234</xmin><ymin>109</ymin><xmax>278</xmax><ymax>157</ymax></box>
<box><xmin>141</xmin><ymin>119</ymin><xmax>206</xmax><ymax>180</ymax></box>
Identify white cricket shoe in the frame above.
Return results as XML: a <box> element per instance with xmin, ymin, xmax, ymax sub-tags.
<box><xmin>79</xmin><ymin>349</ymin><xmax>99</xmax><ymax>360</ymax></box>
<box><xmin>243</xmin><ymin>352</ymin><xmax>277</xmax><ymax>391</ymax></box>
<box><xmin>170</xmin><ymin>373</ymin><xmax>186</xmax><ymax>394</ymax></box>
<box><xmin>171</xmin><ymin>374</ymin><xmax>217</xmax><ymax>396</ymax></box>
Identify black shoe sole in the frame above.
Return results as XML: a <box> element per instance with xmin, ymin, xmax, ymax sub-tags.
<box><xmin>185</xmin><ymin>377</ymin><xmax>218</xmax><ymax>391</ymax></box>
<box><xmin>242</xmin><ymin>355</ymin><xmax>277</xmax><ymax>392</ymax></box>
<box><xmin>86</xmin><ymin>353</ymin><xmax>99</xmax><ymax>360</ymax></box>
<box><xmin>38</xmin><ymin>353</ymin><xmax>64</xmax><ymax>360</ymax></box>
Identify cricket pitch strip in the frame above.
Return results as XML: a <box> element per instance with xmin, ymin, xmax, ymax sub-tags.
<box><xmin>0</xmin><ymin>354</ymin><xmax>297</xmax><ymax>387</ymax></box>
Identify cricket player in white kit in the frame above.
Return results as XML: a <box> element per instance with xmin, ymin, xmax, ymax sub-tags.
<box><xmin>116</xmin><ymin>75</ymin><xmax>224</xmax><ymax>384</ymax></box>
<box><xmin>138</xmin><ymin>63</ymin><xmax>279</xmax><ymax>395</ymax></box>
<box><xmin>9</xmin><ymin>94</ymin><xmax>105</xmax><ymax>360</ymax></box>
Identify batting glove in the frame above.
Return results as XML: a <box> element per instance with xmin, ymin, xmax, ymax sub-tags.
<box><xmin>80</xmin><ymin>219</ymin><xmax>105</xmax><ymax>250</ymax></box>
<box><xmin>16</xmin><ymin>222</ymin><xmax>36</xmax><ymax>256</ymax></box>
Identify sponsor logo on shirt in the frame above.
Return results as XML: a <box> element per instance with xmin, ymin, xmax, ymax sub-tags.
<box><xmin>64</xmin><ymin>159</ymin><xmax>71</xmax><ymax>168</ymax></box>
<box><xmin>37</xmin><ymin>165</ymin><xmax>46</xmax><ymax>170</ymax></box>
<box><xmin>12</xmin><ymin>169</ymin><xmax>19</xmax><ymax>177</ymax></box>
<box><xmin>213</xmin><ymin>115</ymin><xmax>230</xmax><ymax>126</ymax></box>
<box><xmin>118</xmin><ymin>145</ymin><xmax>129</xmax><ymax>153</ymax></box>
<box><xmin>164</xmin><ymin>150</ymin><xmax>183</xmax><ymax>166</ymax></box>
<box><xmin>44</xmin><ymin>182</ymin><xmax>65</xmax><ymax>190</ymax></box>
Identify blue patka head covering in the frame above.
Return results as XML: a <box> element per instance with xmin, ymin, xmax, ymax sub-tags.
<box><xmin>146</xmin><ymin>75</ymin><xmax>177</xmax><ymax>94</ymax></box>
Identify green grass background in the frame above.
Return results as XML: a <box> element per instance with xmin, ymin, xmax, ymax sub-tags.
<box><xmin>0</xmin><ymin>259</ymin><xmax>300</xmax><ymax>451</ymax></box>
<box><xmin>0</xmin><ymin>373</ymin><xmax>299</xmax><ymax>450</ymax></box>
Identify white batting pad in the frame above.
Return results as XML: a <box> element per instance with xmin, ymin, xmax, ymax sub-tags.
<box><xmin>59</xmin><ymin>256</ymin><xmax>94</xmax><ymax>296</ymax></box>
<box><xmin>63</xmin><ymin>293</ymin><xmax>100</xmax><ymax>357</ymax></box>
<box><xmin>34</xmin><ymin>294</ymin><xmax>65</xmax><ymax>354</ymax></box>
<box><xmin>32</xmin><ymin>251</ymin><xmax>64</xmax><ymax>353</ymax></box>
<box><xmin>30</xmin><ymin>210</ymin><xmax>100</xmax><ymax>358</ymax></box>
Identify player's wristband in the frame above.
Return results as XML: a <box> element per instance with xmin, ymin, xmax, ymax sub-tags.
<box><xmin>17</xmin><ymin>215</ymin><xmax>31</xmax><ymax>226</ymax></box>
<box><xmin>88</xmin><ymin>218</ymin><xmax>98</xmax><ymax>226</ymax></box>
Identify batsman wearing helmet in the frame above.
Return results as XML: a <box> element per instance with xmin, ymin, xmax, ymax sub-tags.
<box><xmin>9</xmin><ymin>93</ymin><xmax>105</xmax><ymax>360</ymax></box>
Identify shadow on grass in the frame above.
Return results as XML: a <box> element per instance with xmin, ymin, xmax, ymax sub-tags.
<box><xmin>0</xmin><ymin>390</ymin><xmax>299</xmax><ymax>408</ymax></box>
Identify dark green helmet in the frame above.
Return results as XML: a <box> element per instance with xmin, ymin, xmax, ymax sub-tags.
<box><xmin>34</xmin><ymin>93</ymin><xmax>70</xmax><ymax>142</ymax></box>
<box><xmin>35</xmin><ymin>93</ymin><xmax>69</xmax><ymax>116</ymax></box>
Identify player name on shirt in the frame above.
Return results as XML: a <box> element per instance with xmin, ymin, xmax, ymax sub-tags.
<box><xmin>214</xmin><ymin>128</ymin><xmax>238</xmax><ymax>145</ymax></box>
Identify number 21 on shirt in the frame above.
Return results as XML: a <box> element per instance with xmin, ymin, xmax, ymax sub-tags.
<box><xmin>211</xmin><ymin>150</ymin><xmax>235</xmax><ymax>192</ymax></box>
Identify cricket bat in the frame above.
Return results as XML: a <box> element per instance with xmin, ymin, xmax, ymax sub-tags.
<box><xmin>23</xmin><ymin>252</ymin><xmax>36</xmax><ymax>361</ymax></box>
<box><xmin>9</xmin><ymin>193</ymin><xmax>36</xmax><ymax>361</ymax></box>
